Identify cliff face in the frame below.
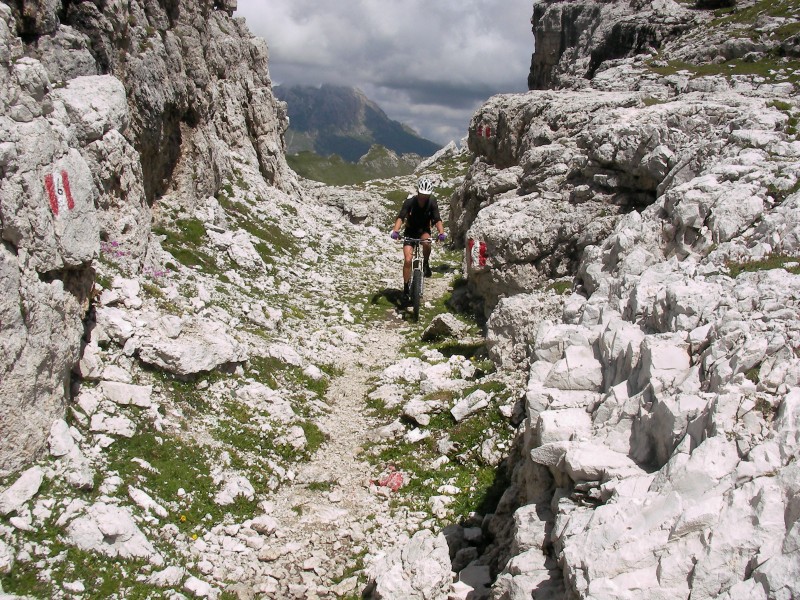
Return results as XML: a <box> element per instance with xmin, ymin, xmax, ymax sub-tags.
<box><xmin>528</xmin><ymin>0</ymin><xmax>700</xmax><ymax>90</ymax></box>
<box><xmin>453</xmin><ymin>0</ymin><xmax>800</xmax><ymax>598</ymax></box>
<box><xmin>0</xmin><ymin>0</ymin><xmax>294</xmax><ymax>474</ymax></box>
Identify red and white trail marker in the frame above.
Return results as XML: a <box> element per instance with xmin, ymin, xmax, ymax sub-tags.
<box><xmin>44</xmin><ymin>170</ymin><xmax>75</xmax><ymax>216</ymax></box>
<box><xmin>468</xmin><ymin>238</ymin><xmax>488</xmax><ymax>270</ymax></box>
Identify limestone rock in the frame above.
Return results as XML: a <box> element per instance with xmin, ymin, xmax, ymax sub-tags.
<box><xmin>368</xmin><ymin>530</ymin><xmax>452</xmax><ymax>600</ymax></box>
<box><xmin>215</xmin><ymin>475</ymin><xmax>255</xmax><ymax>506</ymax></box>
<box><xmin>48</xmin><ymin>419</ymin><xmax>76</xmax><ymax>457</ymax></box>
<box><xmin>99</xmin><ymin>381</ymin><xmax>153</xmax><ymax>408</ymax></box>
<box><xmin>65</xmin><ymin>502</ymin><xmax>159</xmax><ymax>561</ymax></box>
<box><xmin>543</xmin><ymin>346</ymin><xmax>603</xmax><ymax>392</ymax></box>
<box><xmin>236</xmin><ymin>383</ymin><xmax>296</xmax><ymax>423</ymax></box>
<box><xmin>0</xmin><ymin>537</ymin><xmax>14</xmax><ymax>575</ymax></box>
<box><xmin>451</xmin><ymin>390</ymin><xmax>491</xmax><ymax>422</ymax></box>
<box><xmin>422</xmin><ymin>313</ymin><xmax>468</xmax><ymax>341</ymax></box>
<box><xmin>128</xmin><ymin>486</ymin><xmax>168</xmax><ymax>518</ymax></box>
<box><xmin>0</xmin><ymin>467</ymin><xmax>44</xmax><ymax>516</ymax></box>
<box><xmin>136</xmin><ymin>319</ymin><xmax>247</xmax><ymax>376</ymax></box>
<box><xmin>51</xmin><ymin>75</ymin><xmax>128</xmax><ymax>144</ymax></box>
<box><xmin>147</xmin><ymin>566</ymin><xmax>186</xmax><ymax>588</ymax></box>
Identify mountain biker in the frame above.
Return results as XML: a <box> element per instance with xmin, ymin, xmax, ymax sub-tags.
<box><xmin>390</xmin><ymin>176</ymin><xmax>446</xmax><ymax>301</ymax></box>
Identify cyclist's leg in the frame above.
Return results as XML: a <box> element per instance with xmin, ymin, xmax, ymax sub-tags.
<box><xmin>403</xmin><ymin>244</ymin><xmax>413</xmax><ymax>284</ymax></box>
<box><xmin>421</xmin><ymin>231</ymin><xmax>433</xmax><ymax>276</ymax></box>
<box><xmin>421</xmin><ymin>231</ymin><xmax>432</xmax><ymax>260</ymax></box>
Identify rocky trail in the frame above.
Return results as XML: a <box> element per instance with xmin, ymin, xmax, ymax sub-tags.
<box><xmin>1</xmin><ymin>162</ymin><xmax>510</xmax><ymax>600</ymax></box>
<box><xmin>253</xmin><ymin>272</ymin><xmax>460</xmax><ymax>599</ymax></box>
<box><xmin>6</xmin><ymin>0</ymin><xmax>800</xmax><ymax>598</ymax></box>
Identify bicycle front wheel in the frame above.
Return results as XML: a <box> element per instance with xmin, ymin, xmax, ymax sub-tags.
<box><xmin>411</xmin><ymin>269</ymin><xmax>422</xmax><ymax>321</ymax></box>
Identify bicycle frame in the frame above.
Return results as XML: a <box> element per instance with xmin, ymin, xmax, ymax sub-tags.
<box><xmin>402</xmin><ymin>237</ymin><xmax>433</xmax><ymax>321</ymax></box>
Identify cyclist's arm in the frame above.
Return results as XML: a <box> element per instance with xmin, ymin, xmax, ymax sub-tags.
<box><xmin>430</xmin><ymin>199</ymin><xmax>444</xmax><ymax>235</ymax></box>
<box><xmin>392</xmin><ymin>197</ymin><xmax>413</xmax><ymax>235</ymax></box>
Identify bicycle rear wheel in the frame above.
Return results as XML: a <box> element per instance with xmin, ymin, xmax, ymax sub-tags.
<box><xmin>411</xmin><ymin>269</ymin><xmax>422</xmax><ymax>321</ymax></box>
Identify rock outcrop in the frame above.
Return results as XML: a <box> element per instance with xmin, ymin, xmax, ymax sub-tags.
<box><xmin>528</xmin><ymin>0</ymin><xmax>700</xmax><ymax>90</ymax></box>
<box><xmin>454</xmin><ymin>0</ymin><xmax>800</xmax><ymax>598</ymax></box>
<box><xmin>0</xmin><ymin>0</ymin><xmax>294</xmax><ymax>474</ymax></box>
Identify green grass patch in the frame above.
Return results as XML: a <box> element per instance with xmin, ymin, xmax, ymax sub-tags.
<box><xmin>367</xmin><ymin>379</ymin><xmax>513</xmax><ymax>522</ymax></box>
<box><xmin>300</xmin><ymin>420</ymin><xmax>327</xmax><ymax>454</ymax></box>
<box><xmin>434</xmin><ymin>152</ymin><xmax>472</xmax><ymax>180</ymax></box>
<box><xmin>648</xmin><ymin>56</ymin><xmax>800</xmax><ymax>85</ymax></box>
<box><xmin>273</xmin><ymin>420</ymin><xmax>328</xmax><ymax>461</ymax></box>
<box><xmin>768</xmin><ymin>100</ymin><xmax>799</xmax><ymax>138</ymax></box>
<box><xmin>95</xmin><ymin>272</ymin><xmax>112</xmax><ymax>290</ymax></box>
<box><xmin>726</xmin><ymin>254</ymin><xmax>800</xmax><ymax>278</ymax></box>
<box><xmin>216</xmin><ymin>419</ymin><xmax>273</xmax><ymax>458</ymax></box>
<box><xmin>217</xmin><ymin>192</ymin><xmax>252</xmax><ymax>218</ymax></box>
<box><xmin>246</xmin><ymin>355</ymin><xmax>330</xmax><ymax>401</ymax></box>
<box><xmin>153</xmin><ymin>218</ymin><xmax>224</xmax><ymax>274</ymax></box>
<box><xmin>287</xmin><ymin>151</ymin><xmax>415</xmax><ymax>185</ymax></box>
<box><xmin>710</xmin><ymin>0</ymin><xmax>800</xmax><ymax>39</ymax></box>
<box><xmin>238</xmin><ymin>217</ymin><xmax>299</xmax><ymax>258</ymax></box>
<box><xmin>1</xmin><ymin>544</ymin><xmax>160</xmax><ymax>599</ymax></box>
<box><xmin>104</xmin><ymin>427</ymin><xmax>258</xmax><ymax>533</ymax></box>
<box><xmin>548</xmin><ymin>280</ymin><xmax>573</xmax><ymax>295</ymax></box>
<box><xmin>384</xmin><ymin>189</ymin><xmax>411</xmax><ymax>216</ymax></box>
<box><xmin>434</xmin><ymin>340</ymin><xmax>486</xmax><ymax>359</ymax></box>
<box><xmin>306</xmin><ymin>480</ymin><xmax>335</xmax><ymax>492</ymax></box>
<box><xmin>141</xmin><ymin>281</ymin><xmax>164</xmax><ymax>299</ymax></box>
<box><xmin>173</xmin><ymin>218</ymin><xmax>206</xmax><ymax>245</ymax></box>
<box><xmin>153</xmin><ymin>371</ymin><xmax>214</xmax><ymax>413</ymax></box>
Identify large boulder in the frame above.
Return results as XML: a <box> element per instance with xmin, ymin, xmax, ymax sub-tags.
<box><xmin>135</xmin><ymin>318</ymin><xmax>248</xmax><ymax>377</ymax></box>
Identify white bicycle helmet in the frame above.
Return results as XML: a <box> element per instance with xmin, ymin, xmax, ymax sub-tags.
<box><xmin>417</xmin><ymin>177</ymin><xmax>434</xmax><ymax>195</ymax></box>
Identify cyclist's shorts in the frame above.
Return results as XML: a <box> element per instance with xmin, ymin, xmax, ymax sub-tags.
<box><xmin>403</xmin><ymin>229</ymin><xmax>431</xmax><ymax>246</ymax></box>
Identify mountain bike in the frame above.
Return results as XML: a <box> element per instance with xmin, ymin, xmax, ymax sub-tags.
<box><xmin>402</xmin><ymin>237</ymin><xmax>433</xmax><ymax>322</ymax></box>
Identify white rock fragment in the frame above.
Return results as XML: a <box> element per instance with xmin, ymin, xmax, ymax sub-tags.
<box><xmin>250</xmin><ymin>515</ymin><xmax>279</xmax><ymax>536</ymax></box>
<box><xmin>63</xmin><ymin>580</ymin><xmax>86</xmax><ymax>593</ymax></box>
<box><xmin>236</xmin><ymin>382</ymin><xmax>296</xmax><ymax>423</ymax></box>
<box><xmin>266</xmin><ymin>343</ymin><xmax>303</xmax><ymax>367</ymax></box>
<box><xmin>90</xmin><ymin>412</ymin><xmax>136</xmax><ymax>438</ymax></box>
<box><xmin>451</xmin><ymin>389</ymin><xmax>491</xmax><ymax>422</ymax></box>
<box><xmin>368</xmin><ymin>530</ymin><xmax>452</xmax><ymax>599</ymax></box>
<box><xmin>147</xmin><ymin>565</ymin><xmax>186</xmax><ymax>588</ymax></box>
<box><xmin>48</xmin><ymin>419</ymin><xmax>76</xmax><ymax>457</ymax></box>
<box><xmin>128</xmin><ymin>486</ymin><xmax>169</xmax><ymax>518</ymax></box>
<box><xmin>184</xmin><ymin>575</ymin><xmax>214</xmax><ymax>598</ymax></box>
<box><xmin>0</xmin><ymin>466</ymin><xmax>45</xmax><ymax>516</ymax></box>
<box><xmin>215</xmin><ymin>475</ymin><xmax>255</xmax><ymax>506</ymax></box>
<box><xmin>65</xmin><ymin>502</ymin><xmax>159</xmax><ymax>561</ymax></box>
<box><xmin>0</xmin><ymin>539</ymin><xmax>15</xmax><ymax>574</ymax></box>
<box><xmin>99</xmin><ymin>381</ymin><xmax>153</xmax><ymax>408</ymax></box>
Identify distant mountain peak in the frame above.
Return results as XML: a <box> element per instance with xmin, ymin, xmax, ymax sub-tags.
<box><xmin>275</xmin><ymin>84</ymin><xmax>441</xmax><ymax>162</ymax></box>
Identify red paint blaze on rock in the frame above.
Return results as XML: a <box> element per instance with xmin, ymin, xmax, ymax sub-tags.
<box><xmin>44</xmin><ymin>171</ymin><xmax>75</xmax><ymax>216</ymax></box>
<box><xmin>467</xmin><ymin>239</ymin><xmax>488</xmax><ymax>270</ymax></box>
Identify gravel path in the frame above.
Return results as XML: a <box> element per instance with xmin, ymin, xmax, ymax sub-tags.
<box><xmin>251</xmin><ymin>253</ymin><xmax>456</xmax><ymax>598</ymax></box>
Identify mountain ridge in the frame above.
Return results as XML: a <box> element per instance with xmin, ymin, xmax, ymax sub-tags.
<box><xmin>275</xmin><ymin>83</ymin><xmax>442</xmax><ymax>162</ymax></box>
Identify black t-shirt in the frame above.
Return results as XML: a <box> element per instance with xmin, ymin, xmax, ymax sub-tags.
<box><xmin>397</xmin><ymin>195</ymin><xmax>442</xmax><ymax>235</ymax></box>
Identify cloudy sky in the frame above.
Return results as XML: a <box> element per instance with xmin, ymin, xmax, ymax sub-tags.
<box><xmin>235</xmin><ymin>1</ymin><xmax>534</xmax><ymax>146</ymax></box>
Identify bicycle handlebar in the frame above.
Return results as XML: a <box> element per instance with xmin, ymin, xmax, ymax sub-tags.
<box><xmin>399</xmin><ymin>237</ymin><xmax>435</xmax><ymax>243</ymax></box>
